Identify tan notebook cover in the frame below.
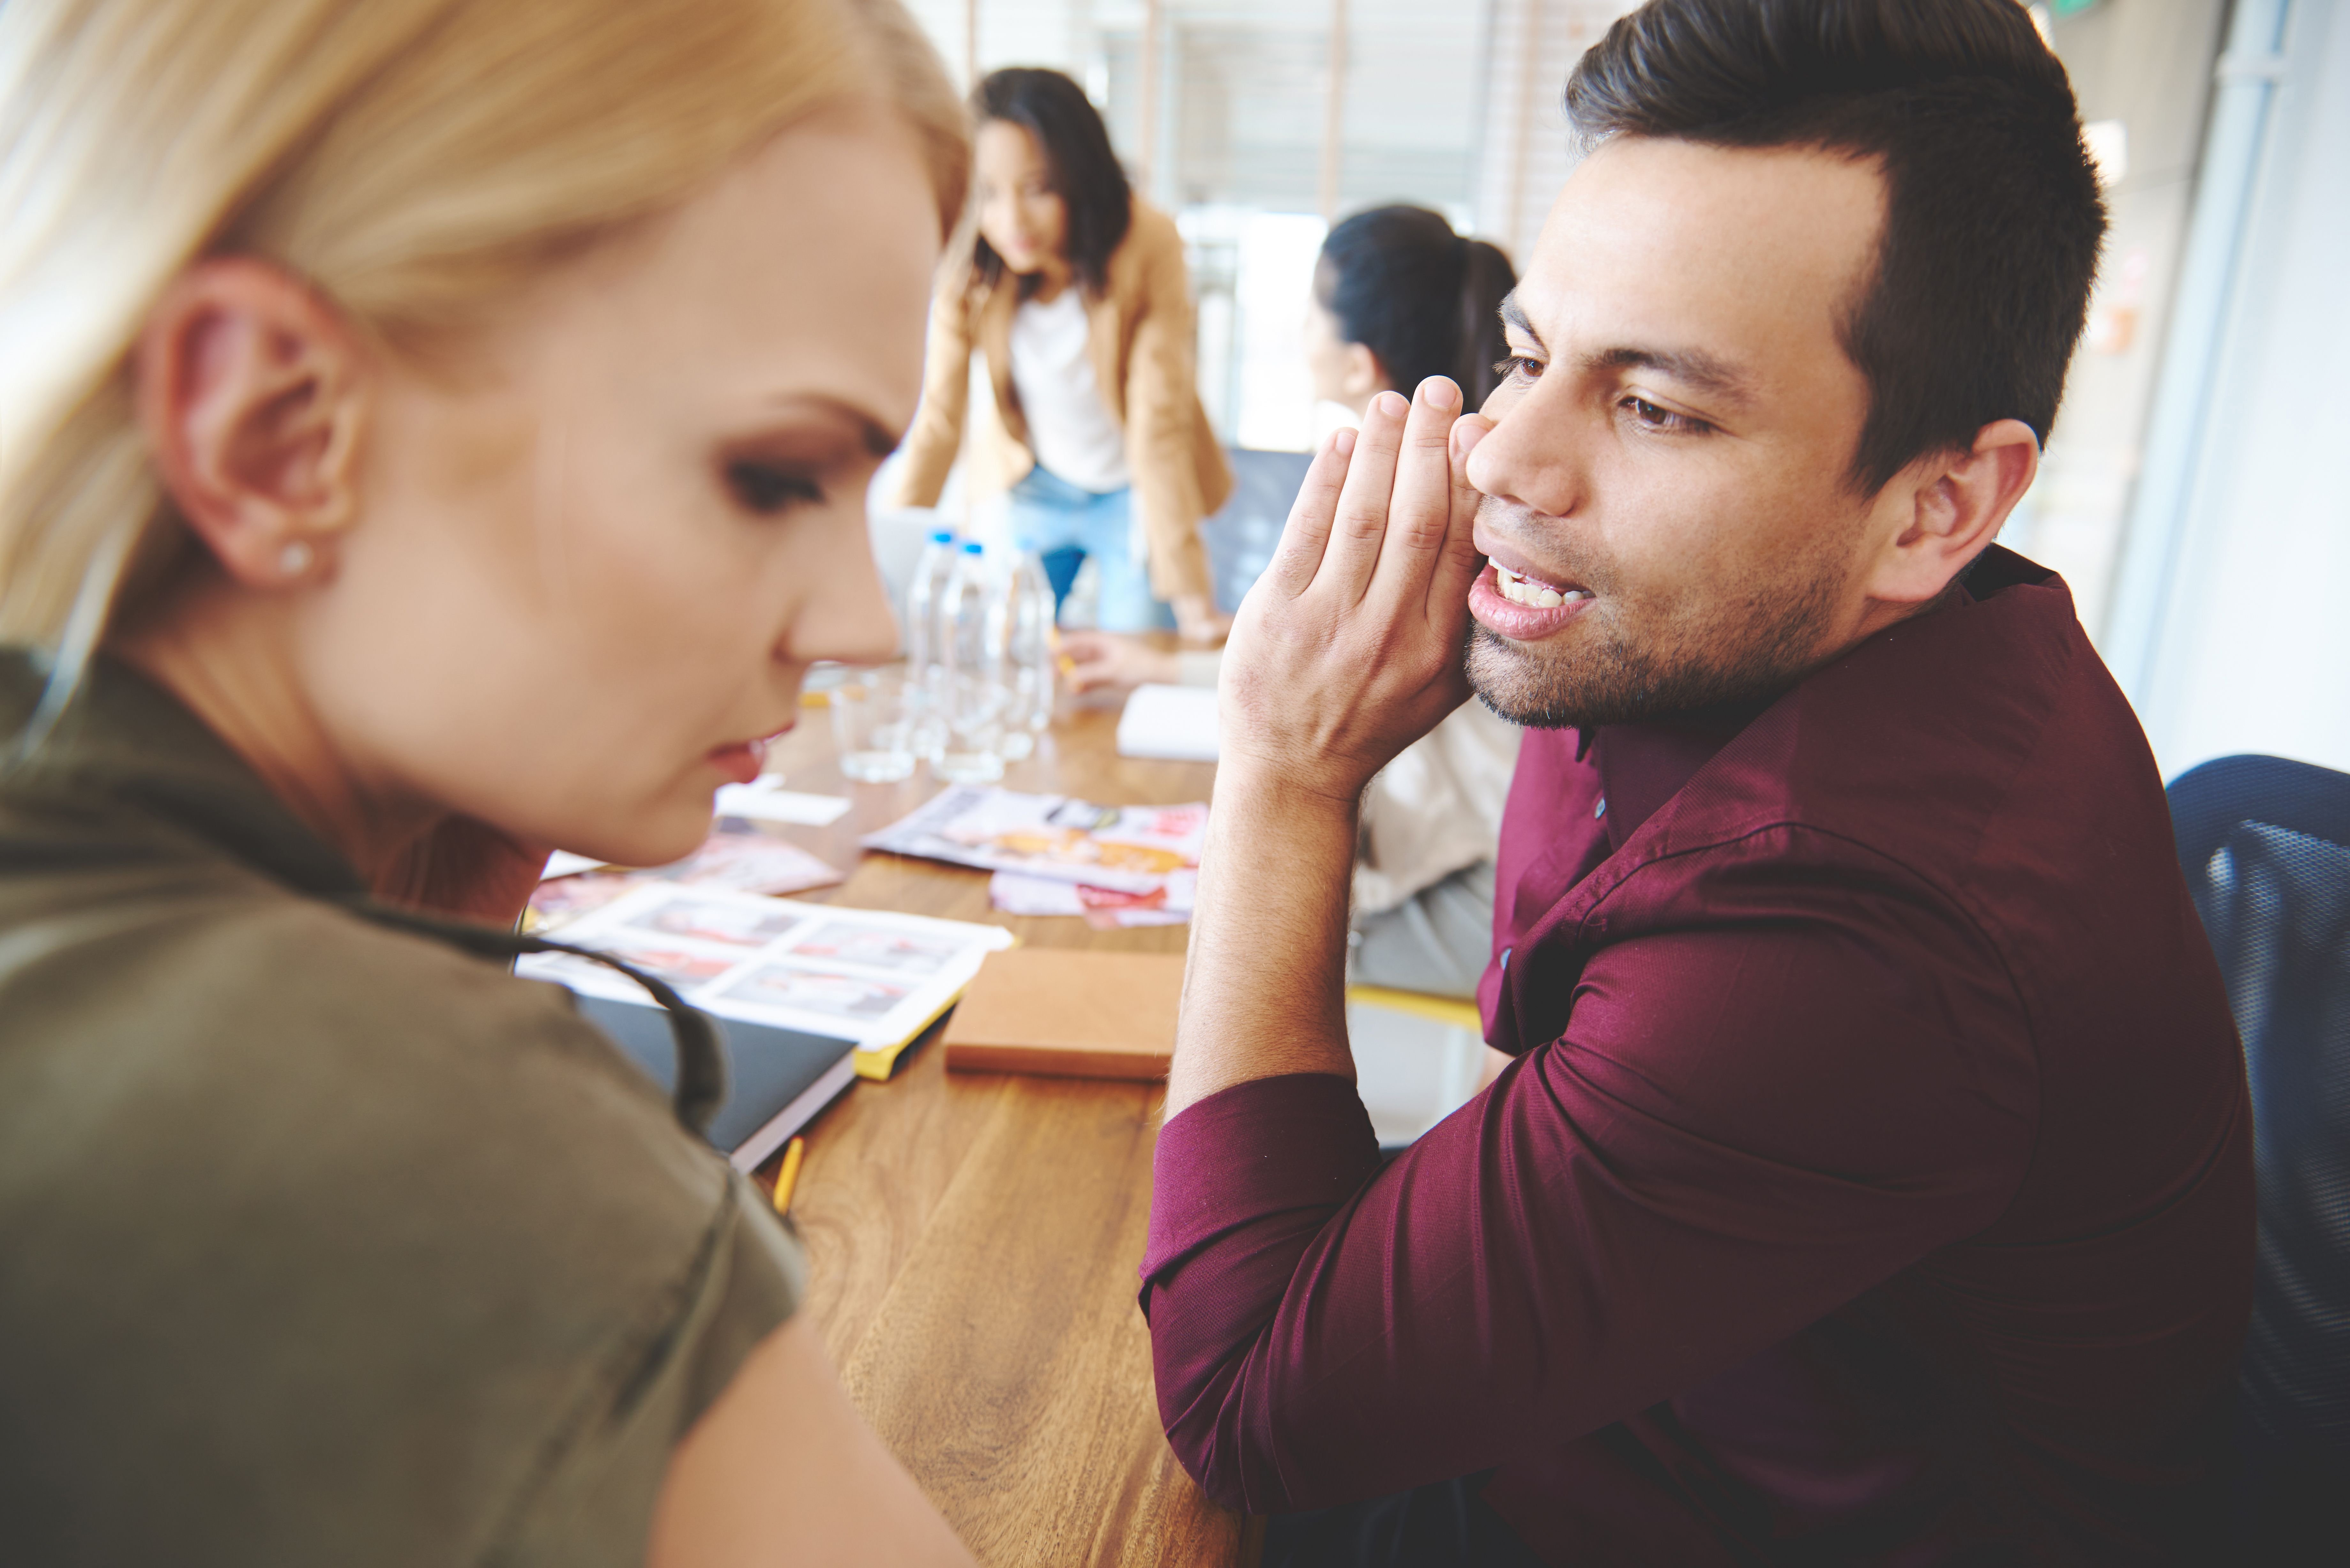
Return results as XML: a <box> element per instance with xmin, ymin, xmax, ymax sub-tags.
<box><xmin>942</xmin><ymin>949</ymin><xmax>1185</xmax><ymax>1080</ymax></box>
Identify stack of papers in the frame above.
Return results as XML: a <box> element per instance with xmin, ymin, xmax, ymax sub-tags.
<box><xmin>864</xmin><ymin>787</ymin><xmax>1206</xmax><ymax>925</ymax></box>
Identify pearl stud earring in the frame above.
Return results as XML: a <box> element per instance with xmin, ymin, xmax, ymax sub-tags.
<box><xmin>278</xmin><ymin>540</ymin><xmax>314</xmax><ymax>578</ymax></box>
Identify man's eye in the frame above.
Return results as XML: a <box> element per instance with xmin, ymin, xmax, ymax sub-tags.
<box><xmin>1494</xmin><ymin>354</ymin><xmax>1543</xmax><ymax>382</ymax></box>
<box><xmin>726</xmin><ymin>461</ymin><xmax>825</xmax><ymax>515</ymax></box>
<box><xmin>1624</xmin><ymin>396</ymin><xmax>1709</xmax><ymax>435</ymax></box>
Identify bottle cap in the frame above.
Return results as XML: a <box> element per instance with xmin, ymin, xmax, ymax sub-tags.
<box><xmin>963</xmin><ymin>541</ymin><xmax>985</xmax><ymax>554</ymax></box>
<box><xmin>929</xmin><ymin>529</ymin><xmax>955</xmax><ymax>545</ymax></box>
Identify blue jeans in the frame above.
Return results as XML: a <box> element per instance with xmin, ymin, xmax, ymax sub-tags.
<box><xmin>1002</xmin><ymin>465</ymin><xmax>1172</xmax><ymax>633</ymax></box>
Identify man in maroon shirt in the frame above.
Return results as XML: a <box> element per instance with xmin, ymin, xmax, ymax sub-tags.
<box><xmin>1140</xmin><ymin>2</ymin><xmax>2252</xmax><ymax>1564</ymax></box>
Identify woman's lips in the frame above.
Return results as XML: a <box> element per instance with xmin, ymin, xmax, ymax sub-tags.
<box><xmin>1467</xmin><ymin>561</ymin><xmax>1595</xmax><ymax>641</ymax></box>
<box><xmin>707</xmin><ymin>730</ymin><xmax>787</xmax><ymax>787</ymax></box>
<box><xmin>706</xmin><ymin>742</ymin><xmax>764</xmax><ymax>786</ymax></box>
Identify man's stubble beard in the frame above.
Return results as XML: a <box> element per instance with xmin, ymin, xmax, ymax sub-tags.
<box><xmin>1465</xmin><ymin>547</ymin><xmax>1848</xmax><ymax>731</ymax></box>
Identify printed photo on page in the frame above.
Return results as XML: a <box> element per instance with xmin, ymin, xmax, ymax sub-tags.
<box><xmin>863</xmin><ymin>787</ymin><xmax>1206</xmax><ymax>894</ymax></box>
<box><xmin>707</xmin><ymin>963</ymin><xmax>911</xmax><ymax>1022</ymax></box>
<box><xmin>623</xmin><ymin>892</ymin><xmax>807</xmax><ymax>950</ymax></box>
<box><xmin>515</xmin><ymin>883</ymin><xmax>1014</xmax><ymax>1047</ymax></box>
<box><xmin>784</xmin><ymin>922</ymin><xmax>968</xmax><ymax>977</ymax></box>
<box><xmin>527</xmin><ymin>821</ymin><xmax>844</xmax><ymax>935</ymax></box>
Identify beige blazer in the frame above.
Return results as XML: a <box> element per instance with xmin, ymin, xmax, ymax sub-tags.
<box><xmin>892</xmin><ymin>199</ymin><xmax>1232</xmax><ymax>604</ymax></box>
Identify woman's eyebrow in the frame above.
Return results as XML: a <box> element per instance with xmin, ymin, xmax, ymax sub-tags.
<box><xmin>758</xmin><ymin>394</ymin><xmax>904</xmax><ymax>456</ymax></box>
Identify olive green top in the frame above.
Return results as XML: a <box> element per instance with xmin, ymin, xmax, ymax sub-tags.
<box><xmin>0</xmin><ymin>650</ymin><xmax>806</xmax><ymax>1566</ymax></box>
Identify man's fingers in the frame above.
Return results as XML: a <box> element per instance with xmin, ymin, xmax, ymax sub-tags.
<box><xmin>1262</xmin><ymin>425</ymin><xmax>1354</xmax><ymax>599</ymax></box>
<box><xmin>1429</xmin><ymin>411</ymin><xmax>1493</xmax><ymax>619</ymax></box>
<box><xmin>1313</xmin><ymin>390</ymin><xmax>1407</xmax><ymax>604</ymax></box>
<box><xmin>1366</xmin><ymin>377</ymin><xmax>1464</xmax><ymax>612</ymax></box>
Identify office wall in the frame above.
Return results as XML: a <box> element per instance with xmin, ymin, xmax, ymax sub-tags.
<box><xmin>2003</xmin><ymin>0</ymin><xmax>2229</xmax><ymax>643</ymax></box>
<box><xmin>2119</xmin><ymin>0</ymin><xmax>2350</xmax><ymax>778</ymax></box>
<box><xmin>1472</xmin><ymin>1</ymin><xmax>1642</xmax><ymax>263</ymax></box>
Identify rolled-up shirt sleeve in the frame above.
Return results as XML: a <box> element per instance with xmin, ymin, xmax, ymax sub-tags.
<box><xmin>1139</xmin><ymin>893</ymin><xmax>2035</xmax><ymax>1516</ymax></box>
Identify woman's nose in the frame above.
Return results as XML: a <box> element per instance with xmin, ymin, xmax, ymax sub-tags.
<box><xmin>781</xmin><ymin>519</ymin><xmax>899</xmax><ymax>669</ymax></box>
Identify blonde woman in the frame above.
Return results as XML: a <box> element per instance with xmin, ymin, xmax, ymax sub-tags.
<box><xmin>892</xmin><ymin>67</ymin><xmax>1232</xmax><ymax>640</ymax></box>
<box><xmin>0</xmin><ymin>1</ymin><xmax>975</xmax><ymax>1562</ymax></box>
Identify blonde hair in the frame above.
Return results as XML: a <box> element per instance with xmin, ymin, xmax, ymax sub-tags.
<box><xmin>0</xmin><ymin>0</ymin><xmax>967</xmax><ymax>657</ymax></box>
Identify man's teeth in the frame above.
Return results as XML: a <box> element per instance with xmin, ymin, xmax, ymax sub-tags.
<box><xmin>1493</xmin><ymin>563</ymin><xmax>1589</xmax><ymax>609</ymax></box>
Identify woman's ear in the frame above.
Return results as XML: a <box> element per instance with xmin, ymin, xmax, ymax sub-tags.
<box><xmin>1344</xmin><ymin>343</ymin><xmax>1389</xmax><ymax>406</ymax></box>
<box><xmin>135</xmin><ymin>257</ymin><xmax>369</xmax><ymax>588</ymax></box>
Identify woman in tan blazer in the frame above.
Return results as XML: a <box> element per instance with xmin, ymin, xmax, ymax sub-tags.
<box><xmin>892</xmin><ymin>68</ymin><xmax>1232</xmax><ymax>640</ymax></box>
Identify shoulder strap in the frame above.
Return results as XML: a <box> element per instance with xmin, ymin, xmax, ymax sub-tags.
<box><xmin>332</xmin><ymin>897</ymin><xmax>728</xmax><ymax>1136</ymax></box>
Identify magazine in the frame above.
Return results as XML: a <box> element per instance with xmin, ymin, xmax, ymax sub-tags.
<box><xmin>517</xmin><ymin>882</ymin><xmax>1015</xmax><ymax>1069</ymax></box>
<box><xmin>528</xmin><ymin>820</ymin><xmax>845</xmax><ymax>934</ymax></box>
<box><xmin>987</xmin><ymin>867</ymin><xmax>1196</xmax><ymax>928</ymax></box>
<box><xmin>863</xmin><ymin>787</ymin><xmax>1207</xmax><ymax>895</ymax></box>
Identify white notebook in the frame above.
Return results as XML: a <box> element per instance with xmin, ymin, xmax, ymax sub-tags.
<box><xmin>1116</xmin><ymin>682</ymin><xmax>1220</xmax><ymax>762</ymax></box>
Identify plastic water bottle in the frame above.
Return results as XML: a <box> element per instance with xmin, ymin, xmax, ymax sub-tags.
<box><xmin>903</xmin><ymin>529</ymin><xmax>957</xmax><ymax>762</ymax></box>
<box><xmin>995</xmin><ymin>548</ymin><xmax>1058</xmax><ymax>759</ymax></box>
<box><xmin>936</xmin><ymin>542</ymin><xmax>1006</xmax><ymax>783</ymax></box>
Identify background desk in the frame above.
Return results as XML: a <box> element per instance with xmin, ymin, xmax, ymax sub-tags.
<box><xmin>756</xmin><ymin>697</ymin><xmax>1253</xmax><ymax>1568</ymax></box>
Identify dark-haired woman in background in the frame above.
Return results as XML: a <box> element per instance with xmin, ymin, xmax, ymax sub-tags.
<box><xmin>1303</xmin><ymin>203</ymin><xmax>1518</xmax><ymax>423</ymax></box>
<box><xmin>1065</xmin><ymin>204</ymin><xmax>1523</xmax><ymax>1001</ymax></box>
<box><xmin>892</xmin><ymin>67</ymin><xmax>1232</xmax><ymax>640</ymax></box>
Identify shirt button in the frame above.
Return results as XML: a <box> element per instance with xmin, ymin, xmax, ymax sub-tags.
<box><xmin>1594</xmin><ymin>796</ymin><xmax>1608</xmax><ymax>819</ymax></box>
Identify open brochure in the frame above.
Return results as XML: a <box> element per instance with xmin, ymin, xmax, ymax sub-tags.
<box><xmin>528</xmin><ymin>819</ymin><xmax>845</xmax><ymax>934</ymax></box>
<box><xmin>516</xmin><ymin>883</ymin><xmax>1015</xmax><ymax>1082</ymax></box>
<box><xmin>863</xmin><ymin>787</ymin><xmax>1206</xmax><ymax>895</ymax></box>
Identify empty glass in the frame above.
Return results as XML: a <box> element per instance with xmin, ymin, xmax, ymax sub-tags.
<box><xmin>829</xmin><ymin>668</ymin><xmax>917</xmax><ymax>783</ymax></box>
<box><xmin>935</xmin><ymin>670</ymin><xmax>1007</xmax><ymax>783</ymax></box>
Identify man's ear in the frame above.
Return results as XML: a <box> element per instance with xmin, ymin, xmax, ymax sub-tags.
<box><xmin>134</xmin><ymin>257</ymin><xmax>369</xmax><ymax>589</ymax></box>
<box><xmin>1862</xmin><ymin>418</ymin><xmax>2040</xmax><ymax>607</ymax></box>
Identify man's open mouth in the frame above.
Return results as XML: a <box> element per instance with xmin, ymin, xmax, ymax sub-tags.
<box><xmin>1492</xmin><ymin>563</ymin><xmax>1591</xmax><ymax>609</ymax></box>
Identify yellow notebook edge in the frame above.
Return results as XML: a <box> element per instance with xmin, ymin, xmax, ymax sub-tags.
<box><xmin>849</xmin><ymin>927</ymin><xmax>1024</xmax><ymax>1081</ymax></box>
<box><xmin>1344</xmin><ymin>984</ymin><xmax>1484</xmax><ymax>1033</ymax></box>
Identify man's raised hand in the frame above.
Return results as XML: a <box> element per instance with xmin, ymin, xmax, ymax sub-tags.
<box><xmin>1215</xmin><ymin>377</ymin><xmax>1489</xmax><ymax>804</ymax></box>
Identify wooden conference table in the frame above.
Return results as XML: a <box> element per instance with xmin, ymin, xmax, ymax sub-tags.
<box><xmin>751</xmin><ymin>692</ymin><xmax>1256</xmax><ymax>1568</ymax></box>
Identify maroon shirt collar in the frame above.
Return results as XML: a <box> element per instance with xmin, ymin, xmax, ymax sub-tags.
<box><xmin>1576</xmin><ymin>576</ymin><xmax>1985</xmax><ymax>854</ymax></box>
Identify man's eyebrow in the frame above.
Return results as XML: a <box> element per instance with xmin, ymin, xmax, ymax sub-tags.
<box><xmin>1497</xmin><ymin>293</ymin><xmax>1541</xmax><ymax>347</ymax></box>
<box><xmin>1582</xmin><ymin>345</ymin><xmax>1755</xmax><ymax>408</ymax></box>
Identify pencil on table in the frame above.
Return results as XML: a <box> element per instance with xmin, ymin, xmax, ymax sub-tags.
<box><xmin>770</xmin><ymin>1136</ymin><xmax>806</xmax><ymax>1217</ymax></box>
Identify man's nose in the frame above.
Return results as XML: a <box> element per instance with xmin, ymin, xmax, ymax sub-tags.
<box><xmin>1466</xmin><ymin>379</ymin><xmax>1588</xmax><ymax>522</ymax></box>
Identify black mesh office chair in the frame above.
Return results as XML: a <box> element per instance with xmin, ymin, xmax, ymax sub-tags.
<box><xmin>2167</xmin><ymin>754</ymin><xmax>2350</xmax><ymax>1561</ymax></box>
<box><xmin>1198</xmin><ymin>448</ymin><xmax>1313</xmax><ymax>614</ymax></box>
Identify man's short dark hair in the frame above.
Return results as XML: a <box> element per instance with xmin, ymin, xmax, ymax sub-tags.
<box><xmin>1566</xmin><ymin>0</ymin><xmax>2106</xmax><ymax>492</ymax></box>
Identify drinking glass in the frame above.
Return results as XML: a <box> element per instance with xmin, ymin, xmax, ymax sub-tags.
<box><xmin>936</xmin><ymin>670</ymin><xmax>1006</xmax><ymax>784</ymax></box>
<box><xmin>829</xmin><ymin>668</ymin><xmax>917</xmax><ymax>783</ymax></box>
